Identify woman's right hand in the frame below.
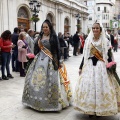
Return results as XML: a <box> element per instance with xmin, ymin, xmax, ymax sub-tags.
<box><xmin>38</xmin><ymin>39</ymin><xmax>41</xmax><ymax>48</ymax></box>
<box><xmin>10</xmin><ymin>44</ymin><xmax>16</xmax><ymax>48</ymax></box>
<box><xmin>79</xmin><ymin>69</ymin><xmax>82</xmax><ymax>75</ymax></box>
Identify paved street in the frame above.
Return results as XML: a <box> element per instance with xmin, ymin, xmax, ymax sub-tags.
<box><xmin>0</xmin><ymin>49</ymin><xmax>120</xmax><ymax>120</ymax></box>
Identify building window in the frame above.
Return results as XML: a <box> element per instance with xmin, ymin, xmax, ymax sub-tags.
<box><xmin>46</xmin><ymin>13</ymin><xmax>55</xmax><ymax>26</ymax></box>
<box><xmin>103</xmin><ymin>23</ymin><xmax>106</xmax><ymax>27</ymax></box>
<box><xmin>106</xmin><ymin>23</ymin><xmax>107</xmax><ymax>27</ymax></box>
<box><xmin>98</xmin><ymin>7</ymin><xmax>100</xmax><ymax>11</ymax></box>
<box><xmin>64</xmin><ymin>18</ymin><xmax>70</xmax><ymax>33</ymax></box>
<box><xmin>84</xmin><ymin>1</ymin><xmax>87</xmax><ymax>5</ymax></box>
<box><xmin>104</xmin><ymin>15</ymin><xmax>105</xmax><ymax>20</ymax></box>
<box><xmin>89</xmin><ymin>17</ymin><xmax>92</xmax><ymax>20</ymax></box>
<box><xmin>46</xmin><ymin>13</ymin><xmax>53</xmax><ymax>23</ymax></box>
<box><xmin>18</xmin><ymin>7</ymin><xmax>29</xmax><ymax>18</ymax></box>
<box><xmin>106</xmin><ymin>14</ymin><xmax>107</xmax><ymax>19</ymax></box>
<box><xmin>104</xmin><ymin>7</ymin><xmax>106</xmax><ymax>13</ymax></box>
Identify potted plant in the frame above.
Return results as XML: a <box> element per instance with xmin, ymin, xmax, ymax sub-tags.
<box><xmin>30</xmin><ymin>16</ymin><xmax>40</xmax><ymax>22</ymax></box>
<box><xmin>76</xmin><ymin>24</ymin><xmax>81</xmax><ymax>28</ymax></box>
<box><xmin>76</xmin><ymin>24</ymin><xmax>81</xmax><ymax>32</ymax></box>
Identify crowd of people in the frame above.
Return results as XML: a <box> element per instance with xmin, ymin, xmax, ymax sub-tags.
<box><xmin>0</xmin><ymin>27</ymin><xmax>41</xmax><ymax>79</ymax></box>
<box><xmin>0</xmin><ymin>23</ymin><xmax>87</xmax><ymax>80</ymax></box>
<box><xmin>0</xmin><ymin>19</ymin><xmax>120</xmax><ymax>118</ymax></box>
<box><xmin>58</xmin><ymin>31</ymin><xmax>87</xmax><ymax>61</ymax></box>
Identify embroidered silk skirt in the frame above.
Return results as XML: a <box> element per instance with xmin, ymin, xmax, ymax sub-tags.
<box><xmin>74</xmin><ymin>59</ymin><xmax>120</xmax><ymax>116</ymax></box>
<box><xmin>22</xmin><ymin>52</ymin><xmax>72</xmax><ymax>111</ymax></box>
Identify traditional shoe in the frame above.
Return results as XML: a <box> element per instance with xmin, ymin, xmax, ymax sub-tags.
<box><xmin>89</xmin><ymin>115</ymin><xmax>94</xmax><ymax>118</ymax></box>
<box><xmin>96</xmin><ymin>116</ymin><xmax>101</xmax><ymax>118</ymax></box>
<box><xmin>7</xmin><ymin>74</ymin><xmax>14</xmax><ymax>79</ymax></box>
<box><xmin>2</xmin><ymin>75</ymin><xmax>9</xmax><ymax>80</ymax></box>
<box><xmin>20</xmin><ymin>75</ymin><xmax>25</xmax><ymax>77</ymax></box>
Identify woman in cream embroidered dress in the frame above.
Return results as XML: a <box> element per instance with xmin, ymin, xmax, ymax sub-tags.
<box><xmin>22</xmin><ymin>19</ymin><xmax>72</xmax><ymax>111</ymax></box>
<box><xmin>74</xmin><ymin>22</ymin><xmax>120</xmax><ymax>117</ymax></box>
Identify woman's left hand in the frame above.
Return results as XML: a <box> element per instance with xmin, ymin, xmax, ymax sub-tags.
<box><xmin>59</xmin><ymin>64</ymin><xmax>63</xmax><ymax>68</ymax></box>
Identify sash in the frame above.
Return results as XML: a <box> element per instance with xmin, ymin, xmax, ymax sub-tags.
<box><xmin>90</xmin><ymin>43</ymin><xmax>105</xmax><ymax>62</ymax></box>
<box><xmin>38</xmin><ymin>40</ymin><xmax>70</xmax><ymax>92</ymax></box>
<box><xmin>38</xmin><ymin>39</ymin><xmax>58</xmax><ymax>66</ymax></box>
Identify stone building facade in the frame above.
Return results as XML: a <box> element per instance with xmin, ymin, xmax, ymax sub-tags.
<box><xmin>0</xmin><ymin>0</ymin><xmax>88</xmax><ymax>35</ymax></box>
<box><xmin>79</xmin><ymin>0</ymin><xmax>117</xmax><ymax>31</ymax></box>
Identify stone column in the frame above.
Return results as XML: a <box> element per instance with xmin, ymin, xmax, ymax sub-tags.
<box><xmin>70</xmin><ymin>10</ymin><xmax>73</xmax><ymax>35</ymax></box>
<box><xmin>8</xmin><ymin>0</ymin><xmax>17</xmax><ymax>32</ymax></box>
<box><xmin>2</xmin><ymin>0</ymin><xmax>9</xmax><ymax>30</ymax></box>
<box><xmin>0</xmin><ymin>0</ymin><xmax>4</xmax><ymax>34</ymax></box>
<box><xmin>58</xmin><ymin>8</ymin><xmax>63</xmax><ymax>33</ymax></box>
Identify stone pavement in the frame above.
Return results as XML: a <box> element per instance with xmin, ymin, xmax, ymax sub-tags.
<box><xmin>0</xmin><ymin>49</ymin><xmax>120</xmax><ymax>120</ymax></box>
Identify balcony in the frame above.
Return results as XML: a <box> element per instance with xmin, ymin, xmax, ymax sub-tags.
<box><xmin>96</xmin><ymin>0</ymin><xmax>114</xmax><ymax>6</ymax></box>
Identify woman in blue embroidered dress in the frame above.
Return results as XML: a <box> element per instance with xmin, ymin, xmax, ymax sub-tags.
<box><xmin>22</xmin><ymin>19</ymin><xmax>72</xmax><ymax>111</ymax></box>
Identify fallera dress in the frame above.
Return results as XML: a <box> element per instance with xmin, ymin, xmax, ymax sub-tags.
<box><xmin>22</xmin><ymin>39</ymin><xmax>72</xmax><ymax>111</ymax></box>
<box><xmin>74</xmin><ymin>38</ymin><xmax>120</xmax><ymax>116</ymax></box>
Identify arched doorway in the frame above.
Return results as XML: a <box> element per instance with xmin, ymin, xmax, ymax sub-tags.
<box><xmin>64</xmin><ymin>18</ymin><xmax>70</xmax><ymax>33</ymax></box>
<box><xmin>46</xmin><ymin>13</ymin><xmax>55</xmax><ymax>27</ymax></box>
<box><xmin>17</xmin><ymin>7</ymin><xmax>30</xmax><ymax>31</ymax></box>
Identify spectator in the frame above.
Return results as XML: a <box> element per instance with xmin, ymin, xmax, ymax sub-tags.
<box><xmin>0</xmin><ymin>30</ymin><xmax>14</xmax><ymax>80</ymax></box>
<box><xmin>26</xmin><ymin>29</ymin><xmax>35</xmax><ymax>53</ymax></box>
<box><xmin>106</xmin><ymin>29</ymin><xmax>114</xmax><ymax>48</ymax></box>
<box><xmin>0</xmin><ymin>46</ymin><xmax>2</xmax><ymax>80</ymax></box>
<box><xmin>113</xmin><ymin>33</ymin><xmax>118</xmax><ymax>52</ymax></box>
<box><xmin>17</xmin><ymin>32</ymin><xmax>28</xmax><ymax>77</ymax></box>
<box><xmin>73</xmin><ymin>31</ymin><xmax>80</xmax><ymax>56</ymax></box>
<box><xmin>11</xmin><ymin>27</ymin><xmax>20</xmax><ymax>72</ymax></box>
<box><xmin>58</xmin><ymin>32</ymin><xmax>66</xmax><ymax>59</ymax></box>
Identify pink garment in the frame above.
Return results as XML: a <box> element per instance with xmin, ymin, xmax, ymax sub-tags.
<box><xmin>106</xmin><ymin>61</ymin><xmax>116</xmax><ymax>68</ymax></box>
<box><xmin>26</xmin><ymin>53</ymin><xmax>35</xmax><ymax>59</ymax></box>
<box><xmin>17</xmin><ymin>40</ymin><xmax>28</xmax><ymax>62</ymax></box>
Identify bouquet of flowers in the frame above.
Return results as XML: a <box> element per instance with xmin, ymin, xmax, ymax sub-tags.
<box><xmin>26</xmin><ymin>53</ymin><xmax>35</xmax><ymax>72</ymax></box>
<box><xmin>106</xmin><ymin>61</ymin><xmax>120</xmax><ymax>85</ymax></box>
<box><xmin>106</xmin><ymin>61</ymin><xmax>116</xmax><ymax>73</ymax></box>
<box><xmin>106</xmin><ymin>61</ymin><xmax>116</xmax><ymax>70</ymax></box>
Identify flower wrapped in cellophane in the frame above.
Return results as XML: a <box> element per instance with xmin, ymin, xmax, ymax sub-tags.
<box><xmin>25</xmin><ymin>53</ymin><xmax>35</xmax><ymax>72</ymax></box>
<box><xmin>107</xmin><ymin>61</ymin><xmax>120</xmax><ymax>85</ymax></box>
<box><xmin>106</xmin><ymin>61</ymin><xmax>116</xmax><ymax>70</ymax></box>
<box><xmin>26</xmin><ymin>53</ymin><xmax>35</xmax><ymax>59</ymax></box>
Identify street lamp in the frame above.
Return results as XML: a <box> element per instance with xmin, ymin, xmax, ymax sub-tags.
<box><xmin>75</xmin><ymin>13</ymin><xmax>81</xmax><ymax>32</ymax></box>
<box><xmin>29</xmin><ymin>0</ymin><xmax>41</xmax><ymax>31</ymax></box>
<box><xmin>75</xmin><ymin>13</ymin><xmax>81</xmax><ymax>21</ymax></box>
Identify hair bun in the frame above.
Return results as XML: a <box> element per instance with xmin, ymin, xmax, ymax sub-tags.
<box><xmin>44</xmin><ymin>19</ymin><xmax>51</xmax><ymax>23</ymax></box>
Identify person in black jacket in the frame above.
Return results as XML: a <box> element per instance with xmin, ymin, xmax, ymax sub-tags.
<box><xmin>107</xmin><ymin>29</ymin><xmax>114</xmax><ymax>48</ymax></box>
<box><xmin>58</xmin><ymin>32</ymin><xmax>66</xmax><ymax>59</ymax></box>
<box><xmin>11</xmin><ymin>27</ymin><xmax>20</xmax><ymax>72</ymax></box>
<box><xmin>72</xmin><ymin>31</ymin><xmax>80</xmax><ymax>56</ymax></box>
